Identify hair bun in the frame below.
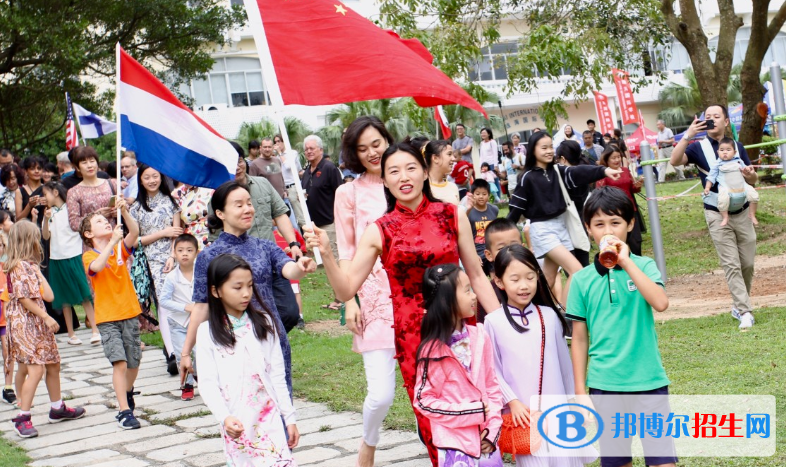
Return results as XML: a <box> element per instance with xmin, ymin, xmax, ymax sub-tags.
<box><xmin>206</xmin><ymin>212</ymin><xmax>223</xmax><ymax>233</ymax></box>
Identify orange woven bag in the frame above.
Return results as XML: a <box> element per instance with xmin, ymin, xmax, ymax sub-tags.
<box><xmin>498</xmin><ymin>412</ymin><xmax>543</xmax><ymax>457</ymax></box>
<box><xmin>498</xmin><ymin>305</ymin><xmax>546</xmax><ymax>458</ymax></box>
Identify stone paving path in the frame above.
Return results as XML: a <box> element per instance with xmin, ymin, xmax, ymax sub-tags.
<box><xmin>1</xmin><ymin>328</ymin><xmax>428</xmax><ymax>466</ymax></box>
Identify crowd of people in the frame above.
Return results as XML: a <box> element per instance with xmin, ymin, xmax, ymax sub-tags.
<box><xmin>0</xmin><ymin>104</ymin><xmax>762</xmax><ymax>467</ymax></box>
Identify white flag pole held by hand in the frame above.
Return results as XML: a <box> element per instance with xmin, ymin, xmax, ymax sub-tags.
<box><xmin>243</xmin><ymin>0</ymin><xmax>322</xmax><ymax>264</ymax></box>
<box><xmin>115</xmin><ymin>43</ymin><xmax>123</xmax><ymax>264</ymax></box>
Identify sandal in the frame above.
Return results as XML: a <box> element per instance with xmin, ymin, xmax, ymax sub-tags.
<box><xmin>321</xmin><ymin>301</ymin><xmax>342</xmax><ymax>311</ymax></box>
<box><xmin>67</xmin><ymin>336</ymin><xmax>83</xmax><ymax>346</ymax></box>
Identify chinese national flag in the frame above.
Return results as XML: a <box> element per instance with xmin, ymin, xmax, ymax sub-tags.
<box><xmin>247</xmin><ymin>0</ymin><xmax>487</xmax><ymax>116</ymax></box>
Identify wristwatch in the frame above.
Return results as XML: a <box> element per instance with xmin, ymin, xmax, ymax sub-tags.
<box><xmin>289</xmin><ymin>241</ymin><xmax>300</xmax><ymax>249</ymax></box>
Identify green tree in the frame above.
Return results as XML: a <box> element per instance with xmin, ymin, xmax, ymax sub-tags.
<box><xmin>379</xmin><ymin>0</ymin><xmax>670</xmax><ymax>130</ymax></box>
<box><xmin>660</xmin><ymin>0</ymin><xmax>786</xmax><ymax>145</ymax></box>
<box><xmin>235</xmin><ymin>117</ymin><xmax>313</xmax><ymax>154</ymax></box>
<box><xmin>0</xmin><ymin>0</ymin><xmax>244</xmax><ymax>151</ymax></box>
<box><xmin>657</xmin><ymin>66</ymin><xmax>744</xmax><ymax>128</ymax></box>
<box><xmin>324</xmin><ymin>99</ymin><xmax>418</xmax><ymax>140</ymax></box>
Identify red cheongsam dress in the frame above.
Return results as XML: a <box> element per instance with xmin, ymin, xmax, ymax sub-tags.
<box><xmin>375</xmin><ymin>196</ymin><xmax>461</xmax><ymax>466</ymax></box>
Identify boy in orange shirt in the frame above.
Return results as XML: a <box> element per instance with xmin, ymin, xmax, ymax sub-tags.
<box><xmin>79</xmin><ymin>198</ymin><xmax>142</xmax><ymax>430</ymax></box>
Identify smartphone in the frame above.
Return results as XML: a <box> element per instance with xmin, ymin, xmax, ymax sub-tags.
<box><xmin>108</xmin><ymin>196</ymin><xmax>116</xmax><ymax>208</ymax></box>
<box><xmin>704</xmin><ymin>119</ymin><xmax>715</xmax><ymax>130</ymax></box>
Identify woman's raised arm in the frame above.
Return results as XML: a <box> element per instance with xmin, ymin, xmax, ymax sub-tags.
<box><xmin>304</xmin><ymin>223</ymin><xmax>381</xmax><ymax>302</ymax></box>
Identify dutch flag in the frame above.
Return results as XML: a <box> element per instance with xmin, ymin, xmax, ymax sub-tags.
<box><xmin>118</xmin><ymin>46</ymin><xmax>236</xmax><ymax>189</ymax></box>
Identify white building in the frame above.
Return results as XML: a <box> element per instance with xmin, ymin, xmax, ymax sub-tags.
<box><xmin>183</xmin><ymin>0</ymin><xmax>786</xmax><ymax>140</ymax></box>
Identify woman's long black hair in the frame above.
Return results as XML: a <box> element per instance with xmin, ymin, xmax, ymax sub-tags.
<box><xmin>556</xmin><ymin>140</ymin><xmax>593</xmax><ymax>166</ymax></box>
<box><xmin>135</xmin><ymin>164</ymin><xmax>178</xmax><ymax>212</ymax></box>
<box><xmin>206</xmin><ymin>181</ymin><xmax>250</xmax><ymax>233</ymax></box>
<box><xmin>380</xmin><ymin>140</ymin><xmax>440</xmax><ymax>213</ymax></box>
<box><xmin>206</xmin><ymin>254</ymin><xmax>277</xmax><ymax>349</ymax></box>
<box><xmin>523</xmin><ymin>131</ymin><xmax>555</xmax><ymax>171</ymax></box>
<box><xmin>493</xmin><ymin>244</ymin><xmax>569</xmax><ymax>336</ymax></box>
<box><xmin>416</xmin><ymin>263</ymin><xmax>463</xmax><ymax>361</ymax></box>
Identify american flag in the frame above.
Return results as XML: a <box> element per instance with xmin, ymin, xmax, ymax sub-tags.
<box><xmin>65</xmin><ymin>92</ymin><xmax>79</xmax><ymax>150</ymax></box>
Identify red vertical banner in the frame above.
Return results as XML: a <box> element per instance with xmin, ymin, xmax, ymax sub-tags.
<box><xmin>593</xmin><ymin>91</ymin><xmax>615</xmax><ymax>135</ymax></box>
<box><xmin>611</xmin><ymin>68</ymin><xmax>639</xmax><ymax>124</ymax></box>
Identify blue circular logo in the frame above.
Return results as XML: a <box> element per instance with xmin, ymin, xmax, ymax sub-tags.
<box><xmin>537</xmin><ymin>403</ymin><xmax>604</xmax><ymax>449</ymax></box>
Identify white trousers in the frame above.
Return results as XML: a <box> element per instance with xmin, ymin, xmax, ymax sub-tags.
<box><xmin>362</xmin><ymin>348</ymin><xmax>396</xmax><ymax>446</ymax></box>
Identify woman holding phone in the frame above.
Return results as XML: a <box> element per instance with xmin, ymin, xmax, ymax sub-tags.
<box><xmin>66</xmin><ymin>147</ymin><xmax>117</xmax><ymax>234</ymax></box>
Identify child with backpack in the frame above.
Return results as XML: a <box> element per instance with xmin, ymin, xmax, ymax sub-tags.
<box><xmin>415</xmin><ymin>263</ymin><xmax>504</xmax><ymax>466</ymax></box>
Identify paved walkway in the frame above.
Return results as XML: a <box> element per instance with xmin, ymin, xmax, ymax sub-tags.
<box><xmin>1</xmin><ymin>328</ymin><xmax>428</xmax><ymax>466</ymax></box>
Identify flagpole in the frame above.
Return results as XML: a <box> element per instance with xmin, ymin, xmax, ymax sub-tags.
<box><xmin>115</xmin><ymin>42</ymin><xmax>123</xmax><ymax>262</ymax></box>
<box><xmin>243</xmin><ymin>0</ymin><xmax>322</xmax><ymax>264</ymax></box>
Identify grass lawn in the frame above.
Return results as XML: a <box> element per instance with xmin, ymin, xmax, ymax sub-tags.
<box><xmin>4</xmin><ymin>177</ymin><xmax>781</xmax><ymax>465</ymax></box>
<box><xmin>635</xmin><ymin>178</ymin><xmax>786</xmax><ymax>275</ymax></box>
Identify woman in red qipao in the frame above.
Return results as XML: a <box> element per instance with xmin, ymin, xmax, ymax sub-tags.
<box><xmin>306</xmin><ymin>141</ymin><xmax>500</xmax><ymax>466</ymax></box>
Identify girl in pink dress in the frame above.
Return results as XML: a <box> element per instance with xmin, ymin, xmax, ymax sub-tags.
<box><xmin>306</xmin><ymin>141</ymin><xmax>500</xmax><ymax>466</ymax></box>
<box><xmin>334</xmin><ymin>117</ymin><xmax>396</xmax><ymax>467</ymax></box>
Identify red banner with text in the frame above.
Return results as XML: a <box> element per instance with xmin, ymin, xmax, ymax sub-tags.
<box><xmin>593</xmin><ymin>91</ymin><xmax>615</xmax><ymax>135</ymax></box>
<box><xmin>611</xmin><ymin>68</ymin><xmax>639</xmax><ymax>125</ymax></box>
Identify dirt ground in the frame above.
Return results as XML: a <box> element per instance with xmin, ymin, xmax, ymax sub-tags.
<box><xmin>306</xmin><ymin>254</ymin><xmax>786</xmax><ymax>333</ymax></box>
<box><xmin>664</xmin><ymin>253</ymin><xmax>786</xmax><ymax>320</ymax></box>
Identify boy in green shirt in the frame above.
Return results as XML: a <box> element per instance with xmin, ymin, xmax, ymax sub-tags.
<box><xmin>567</xmin><ymin>186</ymin><xmax>676</xmax><ymax>467</ymax></box>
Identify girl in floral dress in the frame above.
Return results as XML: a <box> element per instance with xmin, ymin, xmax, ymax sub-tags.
<box><xmin>130</xmin><ymin>165</ymin><xmax>182</xmax><ymax>356</ymax></box>
<box><xmin>6</xmin><ymin>221</ymin><xmax>85</xmax><ymax>438</ymax></box>
<box><xmin>306</xmin><ymin>141</ymin><xmax>501</xmax><ymax>466</ymax></box>
<box><xmin>196</xmin><ymin>254</ymin><xmax>299</xmax><ymax>466</ymax></box>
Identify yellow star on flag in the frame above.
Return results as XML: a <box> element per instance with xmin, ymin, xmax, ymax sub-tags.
<box><xmin>335</xmin><ymin>3</ymin><xmax>347</xmax><ymax>15</ymax></box>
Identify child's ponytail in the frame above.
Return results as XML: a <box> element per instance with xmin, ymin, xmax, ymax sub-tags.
<box><xmin>416</xmin><ymin>263</ymin><xmax>462</xmax><ymax>362</ymax></box>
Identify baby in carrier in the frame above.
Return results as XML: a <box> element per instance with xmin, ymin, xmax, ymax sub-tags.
<box><xmin>703</xmin><ymin>137</ymin><xmax>759</xmax><ymax>226</ymax></box>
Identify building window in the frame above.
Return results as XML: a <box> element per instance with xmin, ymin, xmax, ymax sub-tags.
<box><xmin>468</xmin><ymin>42</ymin><xmax>518</xmax><ymax>82</ymax></box>
<box><xmin>189</xmin><ymin>57</ymin><xmax>269</xmax><ymax>108</ymax></box>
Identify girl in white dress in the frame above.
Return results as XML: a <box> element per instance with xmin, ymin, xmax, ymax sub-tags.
<box><xmin>484</xmin><ymin>244</ymin><xmax>597</xmax><ymax>466</ymax></box>
<box><xmin>196</xmin><ymin>254</ymin><xmax>299</xmax><ymax>466</ymax></box>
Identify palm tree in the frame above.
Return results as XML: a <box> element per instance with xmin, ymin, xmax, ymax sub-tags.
<box><xmin>235</xmin><ymin>116</ymin><xmax>312</xmax><ymax>154</ymax></box>
<box><xmin>235</xmin><ymin>119</ymin><xmax>277</xmax><ymax>150</ymax></box>
<box><xmin>658</xmin><ymin>68</ymin><xmax>702</xmax><ymax>128</ymax></box>
<box><xmin>658</xmin><ymin>66</ymin><xmax>744</xmax><ymax>127</ymax></box>
<box><xmin>324</xmin><ymin>99</ymin><xmax>419</xmax><ymax>141</ymax></box>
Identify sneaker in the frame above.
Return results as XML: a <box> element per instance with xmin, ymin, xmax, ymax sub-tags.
<box><xmin>127</xmin><ymin>388</ymin><xmax>140</xmax><ymax>411</ymax></box>
<box><xmin>739</xmin><ymin>312</ymin><xmax>755</xmax><ymax>330</ymax></box>
<box><xmin>90</xmin><ymin>333</ymin><xmax>101</xmax><ymax>345</ymax></box>
<box><xmin>116</xmin><ymin>409</ymin><xmax>141</xmax><ymax>430</ymax></box>
<box><xmin>2</xmin><ymin>388</ymin><xmax>17</xmax><ymax>405</ymax></box>
<box><xmin>12</xmin><ymin>413</ymin><xmax>38</xmax><ymax>438</ymax></box>
<box><xmin>181</xmin><ymin>384</ymin><xmax>195</xmax><ymax>401</ymax></box>
<box><xmin>67</xmin><ymin>336</ymin><xmax>83</xmax><ymax>345</ymax></box>
<box><xmin>48</xmin><ymin>403</ymin><xmax>86</xmax><ymax>423</ymax></box>
<box><xmin>296</xmin><ymin>317</ymin><xmax>305</xmax><ymax>330</ymax></box>
<box><xmin>167</xmin><ymin>354</ymin><xmax>179</xmax><ymax>376</ymax></box>
<box><xmin>730</xmin><ymin>308</ymin><xmax>741</xmax><ymax>321</ymax></box>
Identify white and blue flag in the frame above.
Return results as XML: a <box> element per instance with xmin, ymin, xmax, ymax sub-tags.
<box><xmin>72</xmin><ymin>103</ymin><xmax>118</xmax><ymax>139</ymax></box>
